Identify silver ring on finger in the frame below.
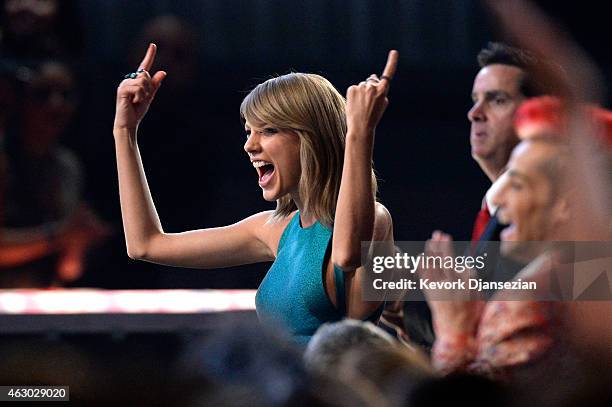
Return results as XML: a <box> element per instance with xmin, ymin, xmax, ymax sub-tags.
<box><xmin>123</xmin><ymin>68</ymin><xmax>147</xmax><ymax>79</ymax></box>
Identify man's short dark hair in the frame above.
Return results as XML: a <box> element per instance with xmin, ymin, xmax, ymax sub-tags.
<box><xmin>477</xmin><ymin>42</ymin><xmax>553</xmax><ymax>98</ymax></box>
<box><xmin>478</xmin><ymin>42</ymin><xmax>537</xmax><ymax>70</ymax></box>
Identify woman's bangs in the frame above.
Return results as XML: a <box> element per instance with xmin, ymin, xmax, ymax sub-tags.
<box><xmin>241</xmin><ymin>80</ymin><xmax>287</xmax><ymax>127</ymax></box>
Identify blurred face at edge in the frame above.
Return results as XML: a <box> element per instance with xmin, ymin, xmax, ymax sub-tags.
<box><xmin>492</xmin><ymin>140</ymin><xmax>569</xmax><ymax>260</ymax></box>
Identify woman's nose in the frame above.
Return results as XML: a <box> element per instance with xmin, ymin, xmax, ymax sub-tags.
<box><xmin>243</xmin><ymin>132</ymin><xmax>260</xmax><ymax>155</ymax></box>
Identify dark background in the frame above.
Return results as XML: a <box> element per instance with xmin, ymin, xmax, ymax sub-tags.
<box><xmin>12</xmin><ymin>0</ymin><xmax>610</xmax><ymax>289</ymax></box>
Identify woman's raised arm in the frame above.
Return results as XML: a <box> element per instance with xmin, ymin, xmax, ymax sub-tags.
<box><xmin>332</xmin><ymin>50</ymin><xmax>398</xmax><ymax>270</ymax></box>
<box><xmin>113</xmin><ymin>44</ymin><xmax>273</xmax><ymax>268</ymax></box>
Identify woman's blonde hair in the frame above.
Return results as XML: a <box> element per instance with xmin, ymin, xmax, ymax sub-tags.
<box><xmin>240</xmin><ymin>73</ymin><xmax>377</xmax><ymax>227</ymax></box>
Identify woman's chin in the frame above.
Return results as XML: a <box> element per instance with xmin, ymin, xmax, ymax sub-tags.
<box><xmin>261</xmin><ymin>188</ymin><xmax>280</xmax><ymax>202</ymax></box>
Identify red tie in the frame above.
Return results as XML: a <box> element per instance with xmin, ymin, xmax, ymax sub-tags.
<box><xmin>471</xmin><ymin>202</ymin><xmax>491</xmax><ymax>242</ymax></box>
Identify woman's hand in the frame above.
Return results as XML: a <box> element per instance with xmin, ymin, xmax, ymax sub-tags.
<box><xmin>346</xmin><ymin>50</ymin><xmax>398</xmax><ymax>137</ymax></box>
<box><xmin>114</xmin><ymin>43</ymin><xmax>166</xmax><ymax>132</ymax></box>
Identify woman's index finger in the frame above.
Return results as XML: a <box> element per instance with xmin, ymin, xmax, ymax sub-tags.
<box><xmin>381</xmin><ymin>50</ymin><xmax>399</xmax><ymax>81</ymax></box>
<box><xmin>138</xmin><ymin>43</ymin><xmax>157</xmax><ymax>71</ymax></box>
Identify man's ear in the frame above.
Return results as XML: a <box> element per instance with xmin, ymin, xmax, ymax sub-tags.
<box><xmin>551</xmin><ymin>196</ymin><xmax>571</xmax><ymax>226</ymax></box>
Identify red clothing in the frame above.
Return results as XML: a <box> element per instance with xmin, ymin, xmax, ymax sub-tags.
<box><xmin>471</xmin><ymin>202</ymin><xmax>491</xmax><ymax>242</ymax></box>
<box><xmin>432</xmin><ymin>300</ymin><xmax>555</xmax><ymax>377</ymax></box>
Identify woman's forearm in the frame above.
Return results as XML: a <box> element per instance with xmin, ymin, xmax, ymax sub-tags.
<box><xmin>332</xmin><ymin>132</ymin><xmax>375</xmax><ymax>269</ymax></box>
<box><xmin>335</xmin><ymin>50</ymin><xmax>398</xmax><ymax>270</ymax></box>
<box><xmin>114</xmin><ymin>127</ymin><xmax>163</xmax><ymax>259</ymax></box>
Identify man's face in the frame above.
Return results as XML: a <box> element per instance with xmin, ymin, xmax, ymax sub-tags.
<box><xmin>493</xmin><ymin>140</ymin><xmax>566</xmax><ymax>259</ymax></box>
<box><xmin>468</xmin><ymin>64</ymin><xmax>526</xmax><ymax>171</ymax></box>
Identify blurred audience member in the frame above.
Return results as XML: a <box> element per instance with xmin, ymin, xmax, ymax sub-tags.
<box><xmin>425</xmin><ymin>96</ymin><xmax>612</xmax><ymax>382</ymax></box>
<box><xmin>0</xmin><ymin>0</ymin><xmax>83</xmax><ymax>61</ymax></box>
<box><xmin>175</xmin><ymin>315</ymin><xmax>376</xmax><ymax>407</ymax></box>
<box><xmin>400</xmin><ymin>42</ymin><xmax>556</xmax><ymax>352</ymax></box>
<box><xmin>338</xmin><ymin>343</ymin><xmax>433</xmax><ymax>407</ymax></box>
<box><xmin>0</xmin><ymin>59</ymin><xmax>109</xmax><ymax>286</ymax></box>
<box><xmin>304</xmin><ymin>319</ymin><xmax>396</xmax><ymax>375</ymax></box>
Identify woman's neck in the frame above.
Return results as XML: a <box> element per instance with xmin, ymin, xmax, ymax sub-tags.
<box><xmin>291</xmin><ymin>192</ymin><xmax>317</xmax><ymax>228</ymax></box>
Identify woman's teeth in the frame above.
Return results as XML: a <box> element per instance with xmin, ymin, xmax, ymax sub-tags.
<box><xmin>252</xmin><ymin>160</ymin><xmax>271</xmax><ymax>168</ymax></box>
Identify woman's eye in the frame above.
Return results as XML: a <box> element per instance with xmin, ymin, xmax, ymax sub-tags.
<box><xmin>263</xmin><ymin>127</ymin><xmax>279</xmax><ymax>135</ymax></box>
<box><xmin>494</xmin><ymin>98</ymin><xmax>507</xmax><ymax>105</ymax></box>
<box><xmin>245</xmin><ymin>130</ymin><xmax>251</xmax><ymax>138</ymax></box>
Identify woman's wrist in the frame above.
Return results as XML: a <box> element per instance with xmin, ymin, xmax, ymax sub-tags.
<box><xmin>113</xmin><ymin>126</ymin><xmax>137</xmax><ymax>139</ymax></box>
<box><xmin>113</xmin><ymin>127</ymin><xmax>139</xmax><ymax>148</ymax></box>
<box><xmin>345</xmin><ymin>131</ymin><xmax>375</xmax><ymax>158</ymax></box>
<box><xmin>346</xmin><ymin>127</ymin><xmax>375</xmax><ymax>143</ymax></box>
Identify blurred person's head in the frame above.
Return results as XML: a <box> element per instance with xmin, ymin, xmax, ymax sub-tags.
<box><xmin>468</xmin><ymin>42</ymin><xmax>551</xmax><ymax>182</ymax></box>
<box><xmin>241</xmin><ymin>73</ymin><xmax>376</xmax><ymax>227</ymax></box>
<box><xmin>174</xmin><ymin>315</ymin><xmax>373</xmax><ymax>407</ymax></box>
<box><xmin>2</xmin><ymin>0</ymin><xmax>58</xmax><ymax>37</ymax></box>
<box><xmin>338</xmin><ymin>345</ymin><xmax>432</xmax><ymax>406</ymax></box>
<box><xmin>0</xmin><ymin>0</ymin><xmax>82</xmax><ymax>57</ymax></box>
<box><xmin>493</xmin><ymin>100</ymin><xmax>570</xmax><ymax>259</ymax></box>
<box><xmin>514</xmin><ymin>96</ymin><xmax>612</xmax><ymax>205</ymax></box>
<box><xmin>129</xmin><ymin>14</ymin><xmax>198</xmax><ymax>94</ymax></box>
<box><xmin>493</xmin><ymin>96</ymin><xmax>601</xmax><ymax>259</ymax></box>
<box><xmin>303</xmin><ymin>319</ymin><xmax>395</xmax><ymax>375</ymax></box>
<box><xmin>494</xmin><ymin>138</ymin><xmax>570</xmax><ymax>259</ymax></box>
<box><xmin>21</xmin><ymin>60</ymin><xmax>78</xmax><ymax>155</ymax></box>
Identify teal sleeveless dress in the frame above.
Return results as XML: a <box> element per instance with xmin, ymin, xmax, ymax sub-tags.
<box><xmin>255</xmin><ymin>211</ymin><xmax>382</xmax><ymax>345</ymax></box>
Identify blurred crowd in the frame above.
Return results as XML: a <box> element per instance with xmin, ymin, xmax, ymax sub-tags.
<box><xmin>0</xmin><ymin>1</ymin><xmax>236</xmax><ymax>288</ymax></box>
<box><xmin>0</xmin><ymin>1</ymin><xmax>611</xmax><ymax>406</ymax></box>
<box><xmin>2</xmin><ymin>314</ymin><xmax>609</xmax><ymax>406</ymax></box>
<box><xmin>0</xmin><ymin>0</ymin><xmax>108</xmax><ymax>287</ymax></box>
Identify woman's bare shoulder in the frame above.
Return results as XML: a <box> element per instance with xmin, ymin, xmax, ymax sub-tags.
<box><xmin>246</xmin><ymin>210</ymin><xmax>298</xmax><ymax>257</ymax></box>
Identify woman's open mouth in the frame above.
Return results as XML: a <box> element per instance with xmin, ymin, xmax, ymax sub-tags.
<box><xmin>253</xmin><ymin>160</ymin><xmax>275</xmax><ymax>188</ymax></box>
